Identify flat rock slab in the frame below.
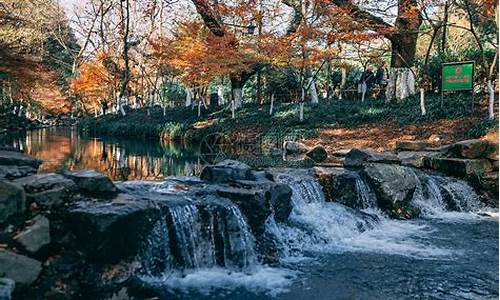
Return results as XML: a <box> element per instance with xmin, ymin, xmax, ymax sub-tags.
<box><xmin>0</xmin><ymin>180</ymin><xmax>26</xmax><ymax>224</ymax></box>
<box><xmin>63</xmin><ymin>170</ymin><xmax>117</xmax><ymax>195</ymax></box>
<box><xmin>200</xmin><ymin>160</ymin><xmax>255</xmax><ymax>183</ymax></box>
<box><xmin>0</xmin><ymin>165</ymin><xmax>37</xmax><ymax>180</ymax></box>
<box><xmin>444</xmin><ymin>139</ymin><xmax>498</xmax><ymax>159</ymax></box>
<box><xmin>396</xmin><ymin>140</ymin><xmax>431</xmax><ymax>152</ymax></box>
<box><xmin>13</xmin><ymin>174</ymin><xmax>76</xmax><ymax>208</ymax></box>
<box><xmin>0</xmin><ymin>250</ymin><xmax>41</xmax><ymax>285</ymax></box>
<box><xmin>13</xmin><ymin>173</ymin><xmax>76</xmax><ymax>194</ymax></box>
<box><xmin>424</xmin><ymin>157</ymin><xmax>493</xmax><ymax>178</ymax></box>
<box><xmin>0</xmin><ymin>151</ymin><xmax>42</xmax><ymax>168</ymax></box>
<box><xmin>397</xmin><ymin>151</ymin><xmax>440</xmax><ymax>168</ymax></box>
<box><xmin>344</xmin><ymin>148</ymin><xmax>400</xmax><ymax>168</ymax></box>
<box><xmin>14</xmin><ymin>215</ymin><xmax>50</xmax><ymax>253</ymax></box>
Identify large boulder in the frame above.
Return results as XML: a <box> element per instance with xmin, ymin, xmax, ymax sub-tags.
<box><xmin>200</xmin><ymin>160</ymin><xmax>256</xmax><ymax>183</ymax></box>
<box><xmin>395</xmin><ymin>140</ymin><xmax>431</xmax><ymax>152</ymax></box>
<box><xmin>283</xmin><ymin>141</ymin><xmax>309</xmax><ymax>155</ymax></box>
<box><xmin>423</xmin><ymin>157</ymin><xmax>493</xmax><ymax>178</ymax></box>
<box><xmin>315</xmin><ymin>167</ymin><xmax>371</xmax><ymax>209</ymax></box>
<box><xmin>344</xmin><ymin>148</ymin><xmax>400</xmax><ymax>168</ymax></box>
<box><xmin>0</xmin><ymin>151</ymin><xmax>42</xmax><ymax>169</ymax></box>
<box><xmin>0</xmin><ymin>180</ymin><xmax>26</xmax><ymax>224</ymax></box>
<box><xmin>13</xmin><ymin>174</ymin><xmax>76</xmax><ymax>208</ymax></box>
<box><xmin>14</xmin><ymin>215</ymin><xmax>50</xmax><ymax>254</ymax></box>
<box><xmin>361</xmin><ymin>163</ymin><xmax>419</xmax><ymax>219</ymax></box>
<box><xmin>0</xmin><ymin>278</ymin><xmax>14</xmax><ymax>300</ymax></box>
<box><xmin>63</xmin><ymin>170</ymin><xmax>117</xmax><ymax>195</ymax></box>
<box><xmin>67</xmin><ymin>196</ymin><xmax>160</xmax><ymax>263</ymax></box>
<box><xmin>305</xmin><ymin>145</ymin><xmax>328</xmax><ymax>162</ymax></box>
<box><xmin>0</xmin><ymin>250</ymin><xmax>41</xmax><ymax>285</ymax></box>
<box><xmin>444</xmin><ymin>139</ymin><xmax>498</xmax><ymax>159</ymax></box>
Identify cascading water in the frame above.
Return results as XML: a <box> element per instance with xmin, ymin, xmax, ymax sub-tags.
<box><xmin>121</xmin><ymin>165</ymin><xmax>495</xmax><ymax>298</ymax></box>
<box><xmin>269</xmin><ymin>170</ymin><xmax>380</xmax><ymax>256</ymax></box>
<box><xmin>266</xmin><ymin>167</ymin><xmax>490</xmax><ymax>260</ymax></box>
<box><xmin>138</xmin><ymin>201</ymin><xmax>257</xmax><ymax>276</ymax></box>
<box><xmin>126</xmin><ymin>181</ymin><xmax>294</xmax><ymax>296</ymax></box>
<box><xmin>411</xmin><ymin>170</ymin><xmax>485</xmax><ymax>218</ymax></box>
<box><xmin>351</xmin><ymin>171</ymin><xmax>377</xmax><ymax>209</ymax></box>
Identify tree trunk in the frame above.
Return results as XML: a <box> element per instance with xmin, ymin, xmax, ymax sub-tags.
<box><xmin>420</xmin><ymin>88</ymin><xmax>426</xmax><ymax>116</ymax></box>
<box><xmin>185</xmin><ymin>88</ymin><xmax>192</xmax><ymax>107</ymax></box>
<box><xmin>230</xmin><ymin>77</ymin><xmax>245</xmax><ymax>109</ymax></box>
<box><xmin>386</xmin><ymin>67</ymin><xmax>416</xmax><ymax>102</ymax></box>
<box><xmin>387</xmin><ymin>0</ymin><xmax>422</xmax><ymax>101</ymax></box>
<box><xmin>217</xmin><ymin>81</ymin><xmax>225</xmax><ymax>105</ymax></box>
<box><xmin>339</xmin><ymin>67</ymin><xmax>347</xmax><ymax>100</ymax></box>
<box><xmin>118</xmin><ymin>0</ymin><xmax>130</xmax><ymax>117</ymax></box>
<box><xmin>269</xmin><ymin>93</ymin><xmax>275</xmax><ymax>115</ymax></box>
<box><xmin>307</xmin><ymin>76</ymin><xmax>319</xmax><ymax>104</ymax></box>
<box><xmin>488</xmin><ymin>80</ymin><xmax>495</xmax><ymax>120</ymax></box>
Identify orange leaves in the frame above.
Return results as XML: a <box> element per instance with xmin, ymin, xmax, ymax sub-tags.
<box><xmin>71</xmin><ymin>53</ymin><xmax>119</xmax><ymax>110</ymax></box>
<box><xmin>150</xmin><ymin>21</ymin><xmax>257</xmax><ymax>85</ymax></box>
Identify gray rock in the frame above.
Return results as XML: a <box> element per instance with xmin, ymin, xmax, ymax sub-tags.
<box><xmin>67</xmin><ymin>197</ymin><xmax>160</xmax><ymax>263</ymax></box>
<box><xmin>397</xmin><ymin>151</ymin><xmax>440</xmax><ymax>168</ymax></box>
<box><xmin>344</xmin><ymin>148</ymin><xmax>400</xmax><ymax>168</ymax></box>
<box><xmin>0</xmin><ymin>165</ymin><xmax>37</xmax><ymax>180</ymax></box>
<box><xmin>305</xmin><ymin>145</ymin><xmax>328</xmax><ymax>162</ymax></box>
<box><xmin>0</xmin><ymin>151</ymin><xmax>42</xmax><ymax>168</ymax></box>
<box><xmin>423</xmin><ymin>157</ymin><xmax>493</xmax><ymax>178</ymax></box>
<box><xmin>200</xmin><ymin>160</ymin><xmax>255</xmax><ymax>183</ymax></box>
<box><xmin>13</xmin><ymin>173</ymin><xmax>76</xmax><ymax>208</ymax></box>
<box><xmin>361</xmin><ymin>163</ymin><xmax>419</xmax><ymax>219</ymax></box>
<box><xmin>13</xmin><ymin>173</ymin><xmax>75</xmax><ymax>193</ymax></box>
<box><xmin>63</xmin><ymin>170</ymin><xmax>117</xmax><ymax>195</ymax></box>
<box><xmin>0</xmin><ymin>250</ymin><xmax>41</xmax><ymax>285</ymax></box>
<box><xmin>444</xmin><ymin>139</ymin><xmax>498</xmax><ymax>159</ymax></box>
<box><xmin>316</xmin><ymin>167</ymin><xmax>371</xmax><ymax>209</ymax></box>
<box><xmin>252</xmin><ymin>170</ymin><xmax>274</xmax><ymax>182</ymax></box>
<box><xmin>395</xmin><ymin>140</ymin><xmax>431</xmax><ymax>152</ymax></box>
<box><xmin>0</xmin><ymin>278</ymin><xmax>15</xmax><ymax>300</ymax></box>
<box><xmin>14</xmin><ymin>215</ymin><xmax>50</xmax><ymax>253</ymax></box>
<box><xmin>283</xmin><ymin>141</ymin><xmax>309</xmax><ymax>155</ymax></box>
<box><xmin>0</xmin><ymin>180</ymin><xmax>25</xmax><ymax>224</ymax></box>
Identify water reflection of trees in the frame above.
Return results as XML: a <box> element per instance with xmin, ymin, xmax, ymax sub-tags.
<box><xmin>4</xmin><ymin>128</ymin><xmax>204</xmax><ymax>180</ymax></box>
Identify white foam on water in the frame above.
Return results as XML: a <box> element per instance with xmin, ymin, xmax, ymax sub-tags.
<box><xmin>271</xmin><ymin>171</ymin><xmax>459</xmax><ymax>260</ymax></box>
<box><xmin>143</xmin><ymin>266</ymin><xmax>297</xmax><ymax>297</ymax></box>
<box><xmin>341</xmin><ymin>216</ymin><xmax>458</xmax><ymax>259</ymax></box>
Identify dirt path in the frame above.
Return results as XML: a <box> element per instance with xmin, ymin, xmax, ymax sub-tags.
<box><xmin>304</xmin><ymin>116</ymin><xmax>495</xmax><ymax>154</ymax></box>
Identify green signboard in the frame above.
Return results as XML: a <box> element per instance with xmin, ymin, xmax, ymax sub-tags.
<box><xmin>442</xmin><ymin>61</ymin><xmax>474</xmax><ymax>91</ymax></box>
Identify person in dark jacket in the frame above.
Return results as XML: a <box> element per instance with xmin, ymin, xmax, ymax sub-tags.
<box><xmin>357</xmin><ymin>66</ymin><xmax>375</xmax><ymax>100</ymax></box>
<box><xmin>375</xmin><ymin>62</ymin><xmax>389</xmax><ymax>100</ymax></box>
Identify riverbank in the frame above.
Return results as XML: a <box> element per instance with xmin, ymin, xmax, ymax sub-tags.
<box><xmin>78</xmin><ymin>93</ymin><xmax>498</xmax><ymax>154</ymax></box>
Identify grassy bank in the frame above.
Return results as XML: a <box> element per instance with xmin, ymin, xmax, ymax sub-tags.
<box><xmin>78</xmin><ymin>93</ymin><xmax>497</xmax><ymax>149</ymax></box>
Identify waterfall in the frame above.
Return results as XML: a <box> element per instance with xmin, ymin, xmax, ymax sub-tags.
<box><xmin>269</xmin><ymin>170</ymin><xmax>380</xmax><ymax>256</ymax></box>
<box><xmin>274</xmin><ymin>170</ymin><xmax>325</xmax><ymax>206</ymax></box>
<box><xmin>352</xmin><ymin>171</ymin><xmax>377</xmax><ymax>209</ymax></box>
<box><xmin>138</xmin><ymin>200</ymin><xmax>256</xmax><ymax>277</ymax></box>
<box><xmin>411</xmin><ymin>171</ymin><xmax>484</xmax><ymax>217</ymax></box>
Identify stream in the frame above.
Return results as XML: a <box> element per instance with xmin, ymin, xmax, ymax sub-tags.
<box><xmin>1</xmin><ymin>127</ymin><xmax>498</xmax><ymax>300</ymax></box>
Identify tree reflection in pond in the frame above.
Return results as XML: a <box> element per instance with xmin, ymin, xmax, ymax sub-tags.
<box><xmin>1</xmin><ymin>127</ymin><xmax>205</xmax><ymax>181</ymax></box>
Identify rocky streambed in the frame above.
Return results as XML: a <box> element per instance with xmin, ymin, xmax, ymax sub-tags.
<box><xmin>0</xmin><ymin>138</ymin><xmax>497</xmax><ymax>300</ymax></box>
